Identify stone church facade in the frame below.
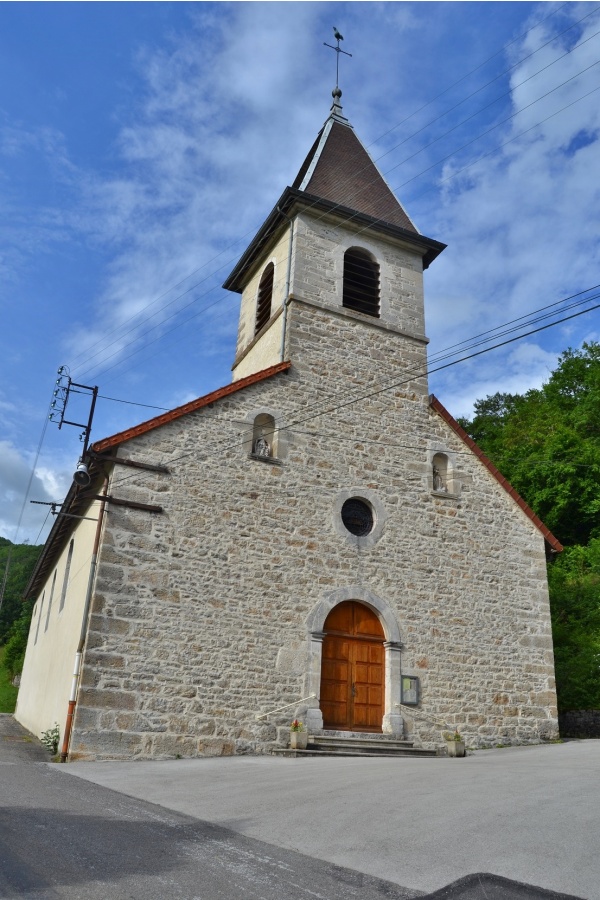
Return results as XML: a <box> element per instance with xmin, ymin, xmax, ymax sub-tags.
<box><xmin>16</xmin><ymin>91</ymin><xmax>560</xmax><ymax>759</ymax></box>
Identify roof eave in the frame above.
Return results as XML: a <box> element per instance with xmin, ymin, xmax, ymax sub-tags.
<box><xmin>223</xmin><ymin>187</ymin><xmax>446</xmax><ymax>293</ymax></box>
<box><xmin>92</xmin><ymin>360</ymin><xmax>292</xmax><ymax>453</ymax></box>
<box><xmin>23</xmin><ymin>463</ymin><xmax>107</xmax><ymax>600</ymax></box>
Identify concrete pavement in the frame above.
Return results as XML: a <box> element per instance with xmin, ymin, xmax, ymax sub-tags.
<box><xmin>1</xmin><ymin>758</ymin><xmax>420</xmax><ymax>899</ymax></box>
<box><xmin>62</xmin><ymin>741</ymin><xmax>598</xmax><ymax>899</ymax></box>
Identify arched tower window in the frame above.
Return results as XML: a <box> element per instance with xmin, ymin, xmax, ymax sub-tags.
<box><xmin>343</xmin><ymin>248</ymin><xmax>380</xmax><ymax>318</ymax></box>
<box><xmin>255</xmin><ymin>263</ymin><xmax>274</xmax><ymax>335</ymax></box>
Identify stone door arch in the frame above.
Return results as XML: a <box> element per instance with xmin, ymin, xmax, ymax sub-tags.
<box><xmin>303</xmin><ymin>586</ymin><xmax>403</xmax><ymax>735</ymax></box>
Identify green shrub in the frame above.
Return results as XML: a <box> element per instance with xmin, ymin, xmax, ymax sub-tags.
<box><xmin>40</xmin><ymin>724</ymin><xmax>60</xmax><ymax>756</ymax></box>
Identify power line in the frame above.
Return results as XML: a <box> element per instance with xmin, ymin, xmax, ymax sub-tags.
<box><xmin>274</xmin><ymin>429</ymin><xmax>600</xmax><ymax>469</ymax></box>
<box><xmin>0</xmin><ymin>388</ymin><xmax>54</xmax><ymax>613</ymax></box>
<box><xmin>413</xmin><ymin>81</ymin><xmax>600</xmax><ymax>200</ymax></box>
<box><xmin>365</xmin><ymin>1</ymin><xmax>572</xmax><ymax>149</ymax></box>
<box><xmin>379</xmin><ymin>32</ymin><xmax>600</xmax><ymax>180</ymax></box>
<box><xmin>344</xmin><ymin>78</ymin><xmax>600</xmax><ymax>252</ymax></box>
<box><xmin>108</xmin><ymin>291</ymin><xmax>600</xmax><ymax>488</ymax></box>
<box><xmin>74</xmin><ymin>65</ymin><xmax>600</xmax><ymax>388</ymax></box>
<box><xmin>97</xmin><ymin>394</ymin><xmax>170</xmax><ymax>412</ymax></box>
<box><xmin>98</xmin><ymin>283</ymin><xmax>600</xmax><ymax>445</ymax></box>
<box><xmin>67</xmin><ymin>7</ymin><xmax>600</xmax><ymax>383</ymax></box>
<box><xmin>103</xmin><ymin>280</ymin><xmax>600</xmax><ymax>456</ymax></box>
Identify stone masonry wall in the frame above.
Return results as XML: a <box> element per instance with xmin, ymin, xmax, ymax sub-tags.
<box><xmin>69</xmin><ymin>292</ymin><xmax>558</xmax><ymax>760</ymax></box>
<box><xmin>233</xmin><ymin>227</ymin><xmax>291</xmax><ymax>378</ymax></box>
<box><xmin>292</xmin><ymin>213</ymin><xmax>427</xmax><ymax>339</ymax></box>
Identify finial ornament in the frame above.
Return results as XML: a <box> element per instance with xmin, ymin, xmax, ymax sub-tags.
<box><xmin>331</xmin><ymin>85</ymin><xmax>344</xmax><ymax>119</ymax></box>
<box><xmin>324</xmin><ymin>27</ymin><xmax>352</xmax><ymax>91</ymax></box>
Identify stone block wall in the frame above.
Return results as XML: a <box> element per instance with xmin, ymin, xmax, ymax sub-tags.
<box><xmin>68</xmin><ymin>297</ymin><xmax>558</xmax><ymax>760</ymax></box>
<box><xmin>292</xmin><ymin>214</ymin><xmax>426</xmax><ymax>338</ymax></box>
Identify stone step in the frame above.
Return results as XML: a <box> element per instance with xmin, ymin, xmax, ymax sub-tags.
<box><xmin>310</xmin><ymin>741</ymin><xmax>438</xmax><ymax>758</ymax></box>
<box><xmin>315</xmin><ymin>735</ymin><xmax>415</xmax><ymax>750</ymax></box>
<box><xmin>271</xmin><ymin>732</ymin><xmax>440</xmax><ymax>759</ymax></box>
<box><xmin>320</xmin><ymin>730</ymin><xmax>411</xmax><ymax>741</ymax></box>
<box><xmin>271</xmin><ymin>746</ymin><xmax>439</xmax><ymax>759</ymax></box>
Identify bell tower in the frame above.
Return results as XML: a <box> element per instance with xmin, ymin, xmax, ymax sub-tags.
<box><xmin>224</xmin><ymin>89</ymin><xmax>445</xmax><ymax>385</ymax></box>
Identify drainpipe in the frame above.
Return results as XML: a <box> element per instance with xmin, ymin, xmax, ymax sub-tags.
<box><xmin>276</xmin><ymin>206</ymin><xmax>295</xmax><ymax>362</ymax></box>
<box><xmin>60</xmin><ymin>478</ymin><xmax>108</xmax><ymax>762</ymax></box>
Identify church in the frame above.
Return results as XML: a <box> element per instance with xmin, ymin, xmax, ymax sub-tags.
<box><xmin>16</xmin><ymin>86</ymin><xmax>561</xmax><ymax>760</ymax></box>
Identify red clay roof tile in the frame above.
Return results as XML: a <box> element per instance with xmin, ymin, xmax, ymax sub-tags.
<box><xmin>92</xmin><ymin>361</ymin><xmax>291</xmax><ymax>453</ymax></box>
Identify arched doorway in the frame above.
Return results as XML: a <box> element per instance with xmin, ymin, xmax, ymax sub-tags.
<box><xmin>320</xmin><ymin>600</ymin><xmax>385</xmax><ymax>732</ymax></box>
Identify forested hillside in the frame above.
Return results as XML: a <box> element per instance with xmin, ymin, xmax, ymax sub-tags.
<box><xmin>458</xmin><ymin>342</ymin><xmax>600</xmax><ymax>711</ymax></box>
<box><xmin>0</xmin><ymin>538</ymin><xmax>41</xmax><ymax>709</ymax></box>
<box><xmin>0</xmin><ymin>538</ymin><xmax>41</xmax><ymax>642</ymax></box>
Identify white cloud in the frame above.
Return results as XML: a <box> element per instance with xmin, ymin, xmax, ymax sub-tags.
<box><xmin>3</xmin><ymin>1</ymin><xmax>600</xmax><ymax>543</ymax></box>
<box><xmin>0</xmin><ymin>441</ymin><xmax>71</xmax><ymax>544</ymax></box>
<box><xmin>425</xmin><ymin>4</ymin><xmax>600</xmax><ymax>415</ymax></box>
<box><xmin>433</xmin><ymin>342</ymin><xmax>561</xmax><ymax>420</ymax></box>
<box><xmin>60</xmin><ymin>6</ymin><xmax>327</xmax><ymax>383</ymax></box>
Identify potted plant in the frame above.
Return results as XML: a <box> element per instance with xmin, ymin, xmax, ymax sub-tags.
<box><xmin>443</xmin><ymin>729</ymin><xmax>465</xmax><ymax>758</ymax></box>
<box><xmin>289</xmin><ymin>719</ymin><xmax>308</xmax><ymax>750</ymax></box>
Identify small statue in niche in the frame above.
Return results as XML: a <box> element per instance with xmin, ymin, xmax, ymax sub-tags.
<box><xmin>433</xmin><ymin>464</ymin><xmax>447</xmax><ymax>492</ymax></box>
<box><xmin>253</xmin><ymin>435</ymin><xmax>271</xmax><ymax>458</ymax></box>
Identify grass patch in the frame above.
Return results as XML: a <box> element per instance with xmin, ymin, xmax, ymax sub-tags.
<box><xmin>0</xmin><ymin>646</ymin><xmax>18</xmax><ymax>714</ymax></box>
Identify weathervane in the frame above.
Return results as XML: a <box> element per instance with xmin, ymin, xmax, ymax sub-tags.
<box><xmin>324</xmin><ymin>27</ymin><xmax>352</xmax><ymax>89</ymax></box>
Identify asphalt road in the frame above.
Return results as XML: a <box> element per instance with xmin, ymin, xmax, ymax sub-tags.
<box><xmin>1</xmin><ymin>716</ymin><xmax>594</xmax><ymax>899</ymax></box>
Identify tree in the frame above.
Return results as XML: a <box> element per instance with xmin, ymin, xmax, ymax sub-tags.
<box><xmin>460</xmin><ymin>343</ymin><xmax>600</xmax><ymax>547</ymax></box>
<box><xmin>0</xmin><ymin>538</ymin><xmax>43</xmax><ymax>644</ymax></box>
<box><xmin>3</xmin><ymin>600</ymin><xmax>34</xmax><ymax>679</ymax></box>
<box><xmin>548</xmin><ymin>540</ymin><xmax>600</xmax><ymax>711</ymax></box>
<box><xmin>460</xmin><ymin>343</ymin><xmax>600</xmax><ymax>711</ymax></box>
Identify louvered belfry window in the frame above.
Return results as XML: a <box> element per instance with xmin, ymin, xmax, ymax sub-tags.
<box><xmin>255</xmin><ymin>263</ymin><xmax>275</xmax><ymax>335</ymax></box>
<box><xmin>343</xmin><ymin>248</ymin><xmax>380</xmax><ymax>318</ymax></box>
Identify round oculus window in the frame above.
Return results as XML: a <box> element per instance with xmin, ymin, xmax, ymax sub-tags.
<box><xmin>341</xmin><ymin>498</ymin><xmax>374</xmax><ymax>537</ymax></box>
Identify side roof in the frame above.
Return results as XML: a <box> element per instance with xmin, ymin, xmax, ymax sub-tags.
<box><xmin>429</xmin><ymin>394</ymin><xmax>563</xmax><ymax>553</ymax></box>
<box><xmin>92</xmin><ymin>360</ymin><xmax>291</xmax><ymax>453</ymax></box>
<box><xmin>24</xmin><ymin>361</ymin><xmax>291</xmax><ymax>598</ymax></box>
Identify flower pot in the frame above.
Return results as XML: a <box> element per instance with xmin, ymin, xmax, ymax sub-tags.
<box><xmin>446</xmin><ymin>740</ymin><xmax>465</xmax><ymax>758</ymax></box>
<box><xmin>289</xmin><ymin>731</ymin><xmax>308</xmax><ymax>750</ymax></box>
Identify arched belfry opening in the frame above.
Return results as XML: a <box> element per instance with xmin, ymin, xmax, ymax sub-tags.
<box><xmin>255</xmin><ymin>262</ymin><xmax>274</xmax><ymax>335</ymax></box>
<box><xmin>342</xmin><ymin>247</ymin><xmax>380</xmax><ymax>318</ymax></box>
<box><xmin>320</xmin><ymin>600</ymin><xmax>385</xmax><ymax>732</ymax></box>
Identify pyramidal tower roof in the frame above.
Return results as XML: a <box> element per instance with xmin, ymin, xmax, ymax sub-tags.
<box><xmin>224</xmin><ymin>87</ymin><xmax>445</xmax><ymax>292</ymax></box>
<box><xmin>291</xmin><ymin>87</ymin><xmax>418</xmax><ymax>233</ymax></box>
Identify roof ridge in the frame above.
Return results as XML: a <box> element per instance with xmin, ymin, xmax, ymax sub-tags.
<box><xmin>297</xmin><ymin>118</ymin><xmax>334</xmax><ymax>192</ymax></box>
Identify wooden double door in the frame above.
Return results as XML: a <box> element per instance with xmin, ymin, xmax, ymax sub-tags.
<box><xmin>320</xmin><ymin>601</ymin><xmax>385</xmax><ymax>732</ymax></box>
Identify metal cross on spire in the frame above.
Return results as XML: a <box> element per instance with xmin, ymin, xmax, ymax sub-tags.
<box><xmin>323</xmin><ymin>27</ymin><xmax>352</xmax><ymax>89</ymax></box>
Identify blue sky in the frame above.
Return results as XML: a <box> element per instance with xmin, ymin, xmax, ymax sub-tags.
<box><xmin>1</xmin><ymin>1</ymin><xmax>599</xmax><ymax>543</ymax></box>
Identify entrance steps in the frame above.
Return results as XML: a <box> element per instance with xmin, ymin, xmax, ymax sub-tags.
<box><xmin>271</xmin><ymin>730</ymin><xmax>440</xmax><ymax>759</ymax></box>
